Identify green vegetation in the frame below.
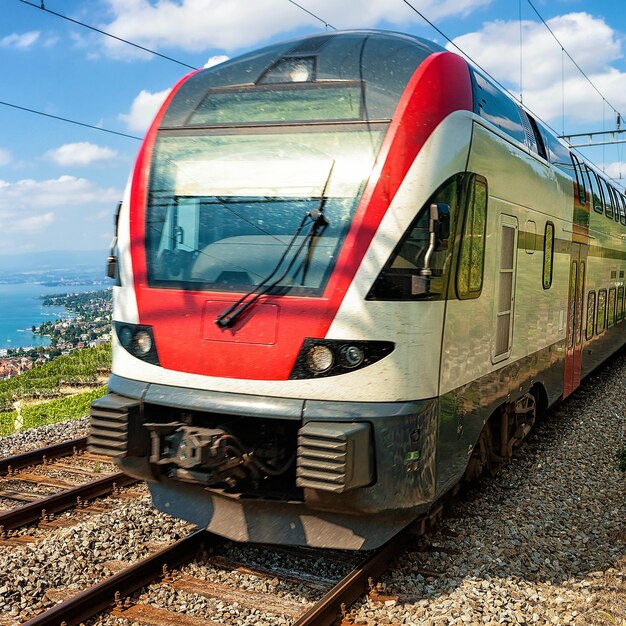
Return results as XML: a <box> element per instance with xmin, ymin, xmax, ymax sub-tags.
<box><xmin>0</xmin><ymin>386</ymin><xmax>106</xmax><ymax>437</ymax></box>
<box><xmin>0</xmin><ymin>344</ymin><xmax>110</xmax><ymax>412</ymax></box>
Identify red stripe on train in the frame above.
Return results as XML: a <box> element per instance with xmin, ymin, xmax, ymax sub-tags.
<box><xmin>128</xmin><ymin>51</ymin><xmax>472</xmax><ymax>380</ymax></box>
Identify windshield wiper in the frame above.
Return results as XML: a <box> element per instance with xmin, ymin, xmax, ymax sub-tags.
<box><xmin>215</xmin><ymin>208</ymin><xmax>328</xmax><ymax>329</ymax></box>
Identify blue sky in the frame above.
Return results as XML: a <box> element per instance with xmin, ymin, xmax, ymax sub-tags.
<box><xmin>1</xmin><ymin>0</ymin><xmax>625</xmax><ymax>255</ymax></box>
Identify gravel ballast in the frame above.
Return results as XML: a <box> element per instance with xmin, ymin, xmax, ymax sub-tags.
<box><xmin>0</xmin><ymin>416</ymin><xmax>89</xmax><ymax>458</ymax></box>
<box><xmin>347</xmin><ymin>357</ymin><xmax>626</xmax><ymax>626</ymax></box>
<box><xmin>0</xmin><ymin>354</ymin><xmax>624</xmax><ymax>625</ymax></box>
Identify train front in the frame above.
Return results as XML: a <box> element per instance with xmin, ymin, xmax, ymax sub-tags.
<box><xmin>89</xmin><ymin>31</ymin><xmax>474</xmax><ymax>549</ymax></box>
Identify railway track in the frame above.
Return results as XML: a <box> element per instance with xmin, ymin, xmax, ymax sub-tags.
<box><xmin>0</xmin><ymin>437</ymin><xmax>138</xmax><ymax>536</ymax></box>
<box><xmin>0</xmin><ymin>438</ymin><xmax>448</xmax><ymax>626</ymax></box>
<box><xmin>19</xmin><ymin>522</ymin><xmax>420</xmax><ymax>626</ymax></box>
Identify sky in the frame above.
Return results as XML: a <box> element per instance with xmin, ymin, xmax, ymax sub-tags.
<box><xmin>1</xmin><ymin>0</ymin><xmax>625</xmax><ymax>255</ymax></box>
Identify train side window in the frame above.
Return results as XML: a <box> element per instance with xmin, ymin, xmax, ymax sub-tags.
<box><xmin>470</xmin><ymin>70</ymin><xmax>526</xmax><ymax>145</ymax></box>
<box><xmin>570</xmin><ymin>154</ymin><xmax>587</xmax><ymax>205</ymax></box>
<box><xmin>599</xmin><ymin>177</ymin><xmax>614</xmax><ymax>219</ymax></box>
<box><xmin>586</xmin><ymin>291</ymin><xmax>596</xmax><ymax>340</ymax></box>
<box><xmin>542</xmin><ymin>222</ymin><xmax>554</xmax><ymax>289</ymax></box>
<box><xmin>620</xmin><ymin>194</ymin><xmax>626</xmax><ymax>225</ymax></box>
<box><xmin>367</xmin><ymin>173</ymin><xmax>464</xmax><ymax>301</ymax></box>
<box><xmin>609</xmin><ymin>186</ymin><xmax>621</xmax><ymax>223</ymax></box>
<box><xmin>457</xmin><ymin>176</ymin><xmax>488</xmax><ymax>299</ymax></box>
<box><xmin>618</xmin><ymin>286</ymin><xmax>624</xmax><ymax>322</ymax></box>
<box><xmin>588</xmin><ymin>169</ymin><xmax>604</xmax><ymax>214</ymax></box>
<box><xmin>536</xmin><ymin>120</ymin><xmax>572</xmax><ymax>172</ymax></box>
<box><xmin>526</xmin><ymin>113</ymin><xmax>547</xmax><ymax>160</ymax></box>
<box><xmin>596</xmin><ymin>289</ymin><xmax>607</xmax><ymax>334</ymax></box>
<box><xmin>608</xmin><ymin>287</ymin><xmax>616</xmax><ymax>327</ymax></box>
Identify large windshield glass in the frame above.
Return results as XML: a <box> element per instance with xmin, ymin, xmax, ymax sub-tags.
<box><xmin>146</xmin><ymin>126</ymin><xmax>385</xmax><ymax>295</ymax></box>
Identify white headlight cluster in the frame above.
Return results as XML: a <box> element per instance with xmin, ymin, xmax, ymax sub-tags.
<box><xmin>292</xmin><ymin>339</ymin><xmax>382</xmax><ymax>379</ymax></box>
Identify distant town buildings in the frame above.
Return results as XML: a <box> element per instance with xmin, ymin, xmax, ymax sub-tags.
<box><xmin>0</xmin><ymin>290</ymin><xmax>111</xmax><ymax>380</ymax></box>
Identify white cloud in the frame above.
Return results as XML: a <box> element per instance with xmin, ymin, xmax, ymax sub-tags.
<box><xmin>119</xmin><ymin>88</ymin><xmax>171</xmax><ymax>133</ymax></box>
<box><xmin>448</xmin><ymin>12</ymin><xmax>626</xmax><ymax>123</ymax></box>
<box><xmin>44</xmin><ymin>142</ymin><xmax>119</xmax><ymax>167</ymax></box>
<box><xmin>7</xmin><ymin>212</ymin><xmax>55</xmax><ymax>234</ymax></box>
<box><xmin>0</xmin><ymin>149</ymin><xmax>11</xmax><ymax>167</ymax></box>
<box><xmin>0</xmin><ymin>177</ymin><xmax>122</xmax><ymax>252</ymax></box>
<box><xmin>204</xmin><ymin>55</ymin><xmax>229</xmax><ymax>69</ymax></box>
<box><xmin>604</xmin><ymin>162</ymin><xmax>626</xmax><ymax>182</ymax></box>
<box><xmin>0</xmin><ymin>176</ymin><xmax>120</xmax><ymax>211</ymax></box>
<box><xmin>99</xmin><ymin>0</ymin><xmax>492</xmax><ymax>54</ymax></box>
<box><xmin>1</xmin><ymin>31</ymin><xmax>40</xmax><ymax>49</ymax></box>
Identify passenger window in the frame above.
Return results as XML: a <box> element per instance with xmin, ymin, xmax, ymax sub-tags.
<box><xmin>609</xmin><ymin>187</ymin><xmax>621</xmax><ymax>222</ymax></box>
<box><xmin>597</xmin><ymin>289</ymin><xmax>607</xmax><ymax>334</ymax></box>
<box><xmin>618</xmin><ymin>286</ymin><xmax>624</xmax><ymax>322</ymax></box>
<box><xmin>599</xmin><ymin>177</ymin><xmax>613</xmax><ymax>219</ymax></box>
<box><xmin>457</xmin><ymin>176</ymin><xmax>488</xmax><ymax>299</ymax></box>
<box><xmin>608</xmin><ymin>287</ymin><xmax>616</xmax><ymax>327</ymax></box>
<box><xmin>471</xmin><ymin>70</ymin><xmax>526</xmax><ymax>145</ymax></box>
<box><xmin>586</xmin><ymin>291</ymin><xmax>596</xmax><ymax>340</ymax></box>
<box><xmin>620</xmin><ymin>194</ymin><xmax>626</xmax><ymax>225</ymax></box>
<box><xmin>570</xmin><ymin>154</ymin><xmax>587</xmax><ymax>205</ymax></box>
<box><xmin>543</xmin><ymin>222</ymin><xmax>554</xmax><ymax>289</ymax></box>
<box><xmin>526</xmin><ymin>113</ymin><xmax>547</xmax><ymax>160</ymax></box>
<box><xmin>588</xmin><ymin>170</ymin><xmax>604</xmax><ymax>214</ymax></box>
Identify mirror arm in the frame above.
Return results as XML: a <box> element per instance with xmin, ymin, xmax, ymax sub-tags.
<box><xmin>419</xmin><ymin>203</ymin><xmax>440</xmax><ymax>277</ymax></box>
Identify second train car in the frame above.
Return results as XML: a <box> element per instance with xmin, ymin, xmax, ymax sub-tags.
<box><xmin>89</xmin><ymin>30</ymin><xmax>626</xmax><ymax>549</ymax></box>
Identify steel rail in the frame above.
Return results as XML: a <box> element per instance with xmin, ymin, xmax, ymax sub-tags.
<box><xmin>21</xmin><ymin>529</ymin><xmax>212</xmax><ymax>626</ymax></box>
<box><xmin>293</xmin><ymin>523</ymin><xmax>414</xmax><ymax>626</ymax></box>
<box><xmin>0</xmin><ymin>471</ymin><xmax>137</xmax><ymax>530</ymax></box>
<box><xmin>0</xmin><ymin>436</ymin><xmax>88</xmax><ymax>475</ymax></box>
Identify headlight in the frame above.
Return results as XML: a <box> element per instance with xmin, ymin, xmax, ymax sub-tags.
<box><xmin>290</xmin><ymin>339</ymin><xmax>394</xmax><ymax>379</ymax></box>
<box><xmin>306</xmin><ymin>345</ymin><xmax>334</xmax><ymax>372</ymax></box>
<box><xmin>338</xmin><ymin>345</ymin><xmax>364</xmax><ymax>368</ymax></box>
<box><xmin>114</xmin><ymin>322</ymin><xmax>160</xmax><ymax>365</ymax></box>
<box><xmin>134</xmin><ymin>330</ymin><xmax>153</xmax><ymax>356</ymax></box>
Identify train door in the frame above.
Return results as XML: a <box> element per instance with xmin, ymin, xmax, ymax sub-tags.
<box><xmin>563</xmin><ymin>243</ymin><xmax>586</xmax><ymax>398</ymax></box>
<box><xmin>492</xmin><ymin>214</ymin><xmax>518</xmax><ymax>363</ymax></box>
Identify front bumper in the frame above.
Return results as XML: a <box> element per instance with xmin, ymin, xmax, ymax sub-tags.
<box><xmin>89</xmin><ymin>374</ymin><xmax>438</xmax><ymax>548</ymax></box>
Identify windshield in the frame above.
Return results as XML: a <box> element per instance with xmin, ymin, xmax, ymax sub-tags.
<box><xmin>145</xmin><ymin>126</ymin><xmax>385</xmax><ymax>296</ymax></box>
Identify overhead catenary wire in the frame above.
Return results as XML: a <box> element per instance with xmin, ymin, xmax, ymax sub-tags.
<box><xmin>399</xmin><ymin>0</ymin><xmax>624</xmax><ymax>190</ymax></box>
<box><xmin>285</xmin><ymin>0</ymin><xmax>337</xmax><ymax>30</ymax></box>
<box><xmin>525</xmin><ymin>0</ymin><xmax>624</xmax><ymax>127</ymax></box>
<box><xmin>399</xmin><ymin>0</ymin><xmax>527</xmax><ymax>108</ymax></box>
<box><xmin>0</xmin><ymin>99</ymin><xmax>142</xmax><ymax>140</ymax></box>
<box><xmin>17</xmin><ymin>0</ymin><xmax>198</xmax><ymax>70</ymax></box>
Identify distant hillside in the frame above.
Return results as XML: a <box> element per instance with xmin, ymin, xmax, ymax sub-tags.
<box><xmin>0</xmin><ymin>250</ymin><xmax>108</xmax><ymax>275</ymax></box>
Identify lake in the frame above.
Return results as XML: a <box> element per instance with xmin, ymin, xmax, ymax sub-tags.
<box><xmin>0</xmin><ymin>283</ymin><xmax>103</xmax><ymax>350</ymax></box>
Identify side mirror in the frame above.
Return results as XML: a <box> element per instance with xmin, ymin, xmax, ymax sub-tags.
<box><xmin>106</xmin><ymin>256</ymin><xmax>117</xmax><ymax>280</ymax></box>
<box><xmin>434</xmin><ymin>203</ymin><xmax>450</xmax><ymax>244</ymax></box>
<box><xmin>107</xmin><ymin>201</ymin><xmax>122</xmax><ymax>280</ymax></box>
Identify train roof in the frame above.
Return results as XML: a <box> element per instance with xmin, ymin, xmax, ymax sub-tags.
<box><xmin>160</xmin><ymin>30</ymin><xmax>445</xmax><ymax>127</ymax></box>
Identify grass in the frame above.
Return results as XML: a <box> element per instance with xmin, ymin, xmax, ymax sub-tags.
<box><xmin>0</xmin><ymin>386</ymin><xmax>106</xmax><ymax>437</ymax></box>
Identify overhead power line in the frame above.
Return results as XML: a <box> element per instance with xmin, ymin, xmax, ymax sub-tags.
<box><xmin>285</xmin><ymin>0</ymin><xmax>337</xmax><ymax>30</ymax></box>
<box><xmin>399</xmin><ymin>0</ymin><xmax>516</xmax><ymax>102</ymax></box>
<box><xmin>0</xmin><ymin>99</ymin><xmax>142</xmax><ymax>140</ymax></box>
<box><xmin>525</xmin><ymin>0</ymin><xmax>623</xmax><ymax>127</ymax></box>
<box><xmin>18</xmin><ymin>0</ymin><xmax>198</xmax><ymax>70</ymax></box>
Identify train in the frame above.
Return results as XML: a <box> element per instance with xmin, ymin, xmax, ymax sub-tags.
<box><xmin>89</xmin><ymin>30</ymin><xmax>626</xmax><ymax>550</ymax></box>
